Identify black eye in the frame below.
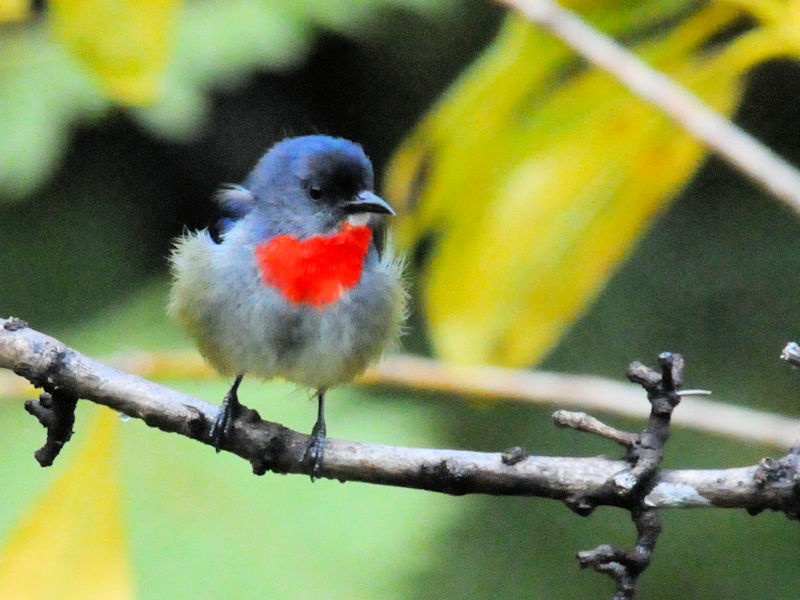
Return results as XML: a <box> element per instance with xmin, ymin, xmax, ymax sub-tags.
<box><xmin>309</xmin><ymin>186</ymin><xmax>322</xmax><ymax>200</ymax></box>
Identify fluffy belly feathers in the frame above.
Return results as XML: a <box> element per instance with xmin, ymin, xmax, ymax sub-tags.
<box><xmin>169</xmin><ymin>230</ymin><xmax>403</xmax><ymax>389</ymax></box>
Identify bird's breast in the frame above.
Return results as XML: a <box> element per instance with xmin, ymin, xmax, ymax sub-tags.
<box><xmin>254</xmin><ymin>223</ymin><xmax>372</xmax><ymax>307</ymax></box>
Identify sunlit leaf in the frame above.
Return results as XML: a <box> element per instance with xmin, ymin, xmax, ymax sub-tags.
<box><xmin>386</xmin><ymin>5</ymin><xmax>758</xmax><ymax>366</ymax></box>
<box><xmin>48</xmin><ymin>0</ymin><xmax>181</xmax><ymax>105</ymax></box>
<box><xmin>0</xmin><ymin>0</ymin><xmax>29</xmax><ymax>22</ymax></box>
<box><xmin>0</xmin><ymin>407</ymin><xmax>133</xmax><ymax>600</ymax></box>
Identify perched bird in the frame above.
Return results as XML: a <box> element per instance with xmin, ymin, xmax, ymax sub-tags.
<box><xmin>169</xmin><ymin>135</ymin><xmax>405</xmax><ymax>478</ymax></box>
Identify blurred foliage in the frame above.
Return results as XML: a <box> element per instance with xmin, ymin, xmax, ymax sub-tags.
<box><xmin>0</xmin><ymin>408</ymin><xmax>132</xmax><ymax>600</ymax></box>
<box><xmin>0</xmin><ymin>0</ymin><xmax>29</xmax><ymax>21</ymax></box>
<box><xmin>2</xmin><ymin>0</ymin><xmax>800</xmax><ymax>599</ymax></box>
<box><xmin>0</xmin><ymin>0</ymin><xmax>452</xmax><ymax>198</ymax></box>
<box><xmin>50</xmin><ymin>0</ymin><xmax>181</xmax><ymax>105</ymax></box>
<box><xmin>386</xmin><ymin>1</ymin><xmax>800</xmax><ymax>367</ymax></box>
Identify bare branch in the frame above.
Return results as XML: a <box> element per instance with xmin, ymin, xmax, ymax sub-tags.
<box><xmin>3</xmin><ymin>350</ymin><xmax>796</xmax><ymax>446</ymax></box>
<box><xmin>577</xmin><ymin>508</ymin><xmax>661</xmax><ymax>600</ymax></box>
<box><xmin>0</xmin><ymin>317</ymin><xmax>798</xmax><ymax>517</ymax></box>
<box><xmin>3</xmin><ymin>317</ymin><xmax>800</xmax><ymax>600</ymax></box>
<box><xmin>24</xmin><ymin>390</ymin><xmax>77</xmax><ymax>466</ymax></box>
<box><xmin>570</xmin><ymin>353</ymin><xmax>682</xmax><ymax>596</ymax></box>
<box><xmin>553</xmin><ymin>410</ymin><xmax>637</xmax><ymax>448</ymax></box>
<box><xmin>497</xmin><ymin>0</ymin><xmax>800</xmax><ymax>216</ymax></box>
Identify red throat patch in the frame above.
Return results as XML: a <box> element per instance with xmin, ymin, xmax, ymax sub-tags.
<box><xmin>255</xmin><ymin>223</ymin><xmax>373</xmax><ymax>307</ymax></box>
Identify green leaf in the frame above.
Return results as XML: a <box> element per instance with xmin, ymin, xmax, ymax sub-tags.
<box><xmin>0</xmin><ymin>30</ymin><xmax>108</xmax><ymax>198</ymax></box>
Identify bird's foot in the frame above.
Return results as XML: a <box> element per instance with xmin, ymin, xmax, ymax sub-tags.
<box><xmin>303</xmin><ymin>419</ymin><xmax>327</xmax><ymax>481</ymax></box>
<box><xmin>209</xmin><ymin>375</ymin><xmax>243</xmax><ymax>452</ymax></box>
<box><xmin>209</xmin><ymin>402</ymin><xmax>237</xmax><ymax>452</ymax></box>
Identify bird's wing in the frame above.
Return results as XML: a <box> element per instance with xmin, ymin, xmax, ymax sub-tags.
<box><xmin>210</xmin><ymin>184</ymin><xmax>256</xmax><ymax>243</ymax></box>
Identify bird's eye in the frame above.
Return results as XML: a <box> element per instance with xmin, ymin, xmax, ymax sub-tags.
<box><xmin>309</xmin><ymin>186</ymin><xmax>323</xmax><ymax>200</ymax></box>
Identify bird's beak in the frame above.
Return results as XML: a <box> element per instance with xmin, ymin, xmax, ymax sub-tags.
<box><xmin>344</xmin><ymin>191</ymin><xmax>396</xmax><ymax>216</ymax></box>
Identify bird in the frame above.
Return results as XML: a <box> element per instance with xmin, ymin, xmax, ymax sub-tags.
<box><xmin>168</xmin><ymin>135</ymin><xmax>406</xmax><ymax>479</ymax></box>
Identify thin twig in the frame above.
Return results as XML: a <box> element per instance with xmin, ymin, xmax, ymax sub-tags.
<box><xmin>497</xmin><ymin>0</ymin><xmax>800</xmax><ymax>215</ymax></box>
<box><xmin>572</xmin><ymin>353</ymin><xmax>683</xmax><ymax>597</ymax></box>
<box><xmin>24</xmin><ymin>390</ymin><xmax>77</xmax><ymax>466</ymax></box>
<box><xmin>553</xmin><ymin>410</ymin><xmax>637</xmax><ymax>448</ymax></box>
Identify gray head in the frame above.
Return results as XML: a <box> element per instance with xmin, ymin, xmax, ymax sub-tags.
<box><xmin>215</xmin><ymin>135</ymin><xmax>394</xmax><ymax>241</ymax></box>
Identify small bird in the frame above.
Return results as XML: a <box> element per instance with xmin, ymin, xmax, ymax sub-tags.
<box><xmin>169</xmin><ymin>135</ymin><xmax>405</xmax><ymax>478</ymax></box>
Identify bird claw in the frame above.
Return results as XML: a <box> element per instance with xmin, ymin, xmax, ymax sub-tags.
<box><xmin>209</xmin><ymin>377</ymin><xmax>242</xmax><ymax>453</ymax></box>
<box><xmin>209</xmin><ymin>404</ymin><xmax>235</xmax><ymax>452</ymax></box>
<box><xmin>303</xmin><ymin>421</ymin><xmax>327</xmax><ymax>481</ymax></box>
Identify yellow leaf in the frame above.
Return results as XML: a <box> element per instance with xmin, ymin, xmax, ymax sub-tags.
<box><xmin>0</xmin><ymin>407</ymin><xmax>134</xmax><ymax>600</ymax></box>
<box><xmin>0</xmin><ymin>0</ymin><xmax>29</xmax><ymax>22</ymax></box>
<box><xmin>49</xmin><ymin>0</ymin><xmax>181</xmax><ymax>104</ymax></box>
<box><xmin>386</xmin><ymin>17</ymin><xmax>570</xmax><ymax>237</ymax></box>
<box><xmin>387</xmin><ymin>6</ymin><xmax>748</xmax><ymax>366</ymax></box>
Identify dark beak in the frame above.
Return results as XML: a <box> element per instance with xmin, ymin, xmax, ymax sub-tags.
<box><xmin>344</xmin><ymin>191</ymin><xmax>396</xmax><ymax>216</ymax></box>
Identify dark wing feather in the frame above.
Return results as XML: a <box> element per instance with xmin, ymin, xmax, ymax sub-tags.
<box><xmin>210</xmin><ymin>184</ymin><xmax>256</xmax><ymax>244</ymax></box>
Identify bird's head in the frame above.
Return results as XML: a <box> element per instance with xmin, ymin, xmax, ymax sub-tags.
<box><xmin>241</xmin><ymin>136</ymin><xmax>394</xmax><ymax>235</ymax></box>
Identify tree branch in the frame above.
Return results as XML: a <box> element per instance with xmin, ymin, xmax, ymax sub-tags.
<box><xmin>3</xmin><ymin>317</ymin><xmax>799</xmax><ymax>598</ymax></box>
<box><xmin>0</xmin><ymin>317</ymin><xmax>797</xmax><ymax>514</ymax></box>
<box><xmin>4</xmin><ymin>349</ymin><xmax>797</xmax><ymax>446</ymax></box>
<box><xmin>23</xmin><ymin>390</ymin><xmax>77</xmax><ymax>466</ymax></box>
<box><xmin>498</xmin><ymin>0</ymin><xmax>800</xmax><ymax>216</ymax></box>
<box><xmin>572</xmin><ymin>353</ymin><xmax>681</xmax><ymax>596</ymax></box>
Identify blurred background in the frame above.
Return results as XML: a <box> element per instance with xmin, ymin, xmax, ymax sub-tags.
<box><xmin>1</xmin><ymin>0</ymin><xmax>799</xmax><ymax>598</ymax></box>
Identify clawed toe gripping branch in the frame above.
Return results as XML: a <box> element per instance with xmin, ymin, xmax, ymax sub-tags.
<box><xmin>1</xmin><ymin>319</ymin><xmax>799</xmax><ymax>600</ymax></box>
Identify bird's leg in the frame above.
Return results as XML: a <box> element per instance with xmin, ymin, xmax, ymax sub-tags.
<box><xmin>210</xmin><ymin>374</ymin><xmax>243</xmax><ymax>452</ymax></box>
<box><xmin>303</xmin><ymin>389</ymin><xmax>327</xmax><ymax>481</ymax></box>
